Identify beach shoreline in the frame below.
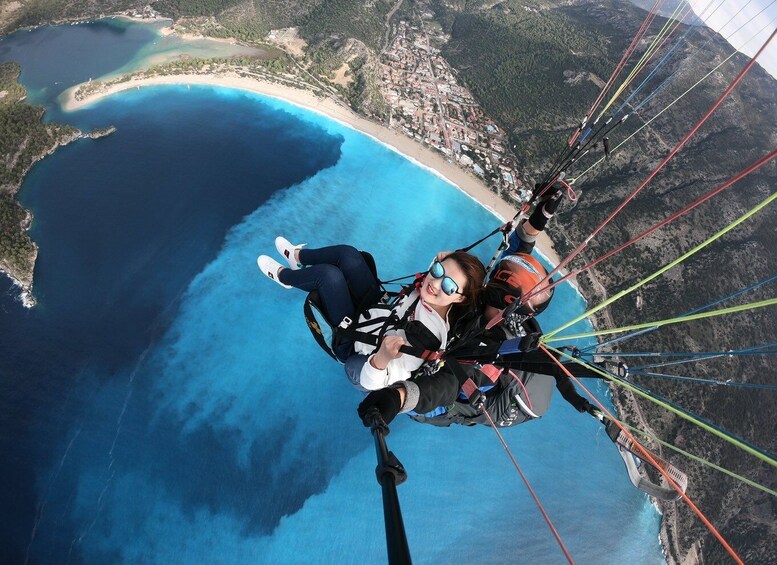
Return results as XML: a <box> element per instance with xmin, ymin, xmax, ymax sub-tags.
<box><xmin>60</xmin><ymin>72</ymin><xmax>564</xmax><ymax>268</ymax></box>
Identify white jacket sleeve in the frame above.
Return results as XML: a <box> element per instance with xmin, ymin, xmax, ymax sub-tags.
<box><xmin>358</xmin><ymin>301</ymin><xmax>448</xmax><ymax>390</ymax></box>
<box><xmin>358</xmin><ymin>348</ymin><xmax>425</xmax><ymax>390</ymax></box>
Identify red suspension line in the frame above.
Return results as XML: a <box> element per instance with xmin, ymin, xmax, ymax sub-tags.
<box><xmin>626</xmin><ymin>6</ymin><xmax>694</xmax><ymax>89</ymax></box>
<box><xmin>523</xmin><ymin>148</ymin><xmax>777</xmax><ymax>303</ymax></box>
<box><xmin>524</xmin><ymin>27</ymin><xmax>777</xmax><ymax>304</ymax></box>
<box><xmin>577</xmin><ymin>0</ymin><xmax>665</xmax><ymax>136</ymax></box>
<box><xmin>539</xmin><ymin>346</ymin><xmax>745</xmax><ymax>565</ymax></box>
<box><xmin>481</xmin><ymin>408</ymin><xmax>575</xmax><ymax>564</ymax></box>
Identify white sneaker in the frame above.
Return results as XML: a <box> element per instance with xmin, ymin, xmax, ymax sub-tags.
<box><xmin>257</xmin><ymin>255</ymin><xmax>291</xmax><ymax>289</ymax></box>
<box><xmin>275</xmin><ymin>236</ymin><xmax>305</xmax><ymax>270</ymax></box>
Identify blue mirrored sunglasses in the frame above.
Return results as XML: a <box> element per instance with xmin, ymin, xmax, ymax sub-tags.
<box><xmin>429</xmin><ymin>260</ymin><xmax>461</xmax><ymax>296</ymax></box>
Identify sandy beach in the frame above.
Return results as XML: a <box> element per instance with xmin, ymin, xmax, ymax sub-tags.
<box><xmin>60</xmin><ymin>72</ymin><xmax>562</xmax><ymax>266</ymax></box>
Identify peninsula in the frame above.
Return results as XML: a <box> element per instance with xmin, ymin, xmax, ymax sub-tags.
<box><xmin>0</xmin><ymin>61</ymin><xmax>115</xmax><ymax>306</ymax></box>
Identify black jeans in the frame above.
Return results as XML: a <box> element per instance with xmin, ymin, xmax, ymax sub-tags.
<box><xmin>279</xmin><ymin>245</ymin><xmax>381</xmax><ymax>359</ymax></box>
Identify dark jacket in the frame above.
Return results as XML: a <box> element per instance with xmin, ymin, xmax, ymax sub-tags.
<box><xmin>399</xmin><ymin>317</ymin><xmax>597</xmax><ymax>427</ymax></box>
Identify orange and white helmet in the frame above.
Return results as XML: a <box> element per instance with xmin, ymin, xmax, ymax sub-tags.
<box><xmin>483</xmin><ymin>253</ymin><xmax>554</xmax><ymax>315</ymax></box>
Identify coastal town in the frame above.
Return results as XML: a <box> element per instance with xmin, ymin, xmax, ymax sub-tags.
<box><xmin>378</xmin><ymin>18</ymin><xmax>530</xmax><ymax>204</ymax></box>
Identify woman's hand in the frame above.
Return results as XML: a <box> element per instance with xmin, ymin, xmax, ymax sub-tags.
<box><xmin>435</xmin><ymin>250</ymin><xmax>453</xmax><ymax>263</ymax></box>
<box><xmin>371</xmin><ymin>335</ymin><xmax>406</xmax><ymax>370</ymax></box>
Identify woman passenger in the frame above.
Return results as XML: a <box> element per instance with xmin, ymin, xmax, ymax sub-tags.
<box><xmin>258</xmin><ymin>238</ymin><xmax>486</xmax><ymax>390</ymax></box>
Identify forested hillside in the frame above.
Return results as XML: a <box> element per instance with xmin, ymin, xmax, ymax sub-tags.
<box><xmin>0</xmin><ymin>62</ymin><xmax>80</xmax><ymax>296</ymax></box>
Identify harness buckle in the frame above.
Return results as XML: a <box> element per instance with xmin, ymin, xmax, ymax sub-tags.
<box><xmin>338</xmin><ymin>316</ymin><xmax>353</xmax><ymax>329</ymax></box>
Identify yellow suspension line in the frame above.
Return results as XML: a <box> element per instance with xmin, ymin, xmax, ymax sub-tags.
<box><xmin>570</xmin><ymin>14</ymin><xmax>777</xmax><ymax>185</ymax></box>
<box><xmin>614</xmin><ymin>418</ymin><xmax>777</xmax><ymax>497</ymax></box>
<box><xmin>544</xmin><ymin>297</ymin><xmax>777</xmax><ymax>342</ymax></box>
<box><xmin>542</xmin><ymin>190</ymin><xmax>777</xmax><ymax>341</ymax></box>
<box><xmin>546</xmin><ymin>346</ymin><xmax>777</xmax><ymax>470</ymax></box>
<box><xmin>596</xmin><ymin>1</ymin><xmax>690</xmax><ymax>121</ymax></box>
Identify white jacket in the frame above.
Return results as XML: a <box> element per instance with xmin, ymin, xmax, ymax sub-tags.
<box><xmin>354</xmin><ymin>289</ymin><xmax>448</xmax><ymax>390</ymax></box>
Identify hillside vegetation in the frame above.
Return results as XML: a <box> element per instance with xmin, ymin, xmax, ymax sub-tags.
<box><xmin>0</xmin><ymin>62</ymin><xmax>80</xmax><ymax>293</ymax></box>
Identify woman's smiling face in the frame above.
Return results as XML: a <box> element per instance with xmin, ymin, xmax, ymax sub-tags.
<box><xmin>419</xmin><ymin>257</ymin><xmax>467</xmax><ymax>311</ymax></box>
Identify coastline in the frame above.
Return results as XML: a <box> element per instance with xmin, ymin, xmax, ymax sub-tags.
<box><xmin>60</xmin><ymin>72</ymin><xmax>563</xmax><ymax>267</ymax></box>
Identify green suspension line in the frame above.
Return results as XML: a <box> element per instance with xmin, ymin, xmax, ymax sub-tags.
<box><xmin>542</xmin><ymin>190</ymin><xmax>777</xmax><ymax>341</ymax></box>
<box><xmin>546</xmin><ymin>346</ymin><xmax>777</xmax><ymax>470</ymax></box>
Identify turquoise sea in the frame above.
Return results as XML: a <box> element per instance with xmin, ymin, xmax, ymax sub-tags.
<box><xmin>0</xmin><ymin>20</ymin><xmax>663</xmax><ymax>564</ymax></box>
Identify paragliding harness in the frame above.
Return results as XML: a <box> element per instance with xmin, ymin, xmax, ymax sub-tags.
<box><xmin>410</xmin><ymin>314</ymin><xmax>551</xmax><ymax>428</ymax></box>
<box><xmin>302</xmin><ymin>252</ymin><xmax>445</xmax><ymax>365</ymax></box>
<box><xmin>300</xmin><ymin>186</ymin><xmax>539</xmax><ymax>369</ymax></box>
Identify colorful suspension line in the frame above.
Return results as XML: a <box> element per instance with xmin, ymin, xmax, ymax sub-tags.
<box><xmin>574</xmin><ymin>0</ymin><xmax>665</xmax><ymax>142</ymax></box>
<box><xmin>583</xmin><ymin>342</ymin><xmax>777</xmax><ymax>360</ymax></box>
<box><xmin>480</xmin><ymin>408</ymin><xmax>574</xmax><ymax>564</ymax></box>
<box><xmin>542</xmin><ymin>188</ymin><xmax>777</xmax><ymax>341</ymax></box>
<box><xmin>596</xmin><ymin>1</ymin><xmax>693</xmax><ymax>122</ymax></box>
<box><xmin>559</xmin><ymin>0</ymin><xmax>740</xmax><ymax>185</ymax></box>
<box><xmin>526</xmin><ymin>148</ymin><xmax>777</xmax><ymax>307</ymax></box>
<box><xmin>528</xmin><ymin>27</ymin><xmax>777</xmax><ymax>312</ymax></box>
<box><xmin>540</xmin><ymin>0</ymin><xmax>714</xmax><ymax>193</ymax></box>
<box><xmin>556</xmin><ymin>0</ymin><xmax>666</xmax><ymax>174</ymax></box>
<box><xmin>581</xmin><ymin>274</ymin><xmax>777</xmax><ymax>353</ymax></box>
<box><xmin>626</xmin><ymin>342</ymin><xmax>777</xmax><ymax>370</ymax></box>
<box><xmin>580</xmin><ymin>0</ymin><xmax>773</xmax><ymax>179</ymax></box>
<box><xmin>546</xmin><ymin>297</ymin><xmax>777</xmax><ymax>342</ymax></box>
<box><xmin>619</xmin><ymin>372</ymin><xmax>777</xmax><ymax>462</ymax></box>
<box><xmin>539</xmin><ymin>113</ymin><xmax>630</xmax><ymax>190</ymax></box>
<box><xmin>628</xmin><ymin>0</ymin><xmax>765</xmax><ymax>116</ymax></box>
<box><xmin>626</xmin><ymin>369</ymin><xmax>777</xmax><ymax>391</ymax></box>
<box><xmin>547</xmin><ymin>346</ymin><xmax>777</xmax><ymax>469</ymax></box>
<box><xmin>568</xmin><ymin>11</ymin><xmax>777</xmax><ymax>185</ymax></box>
<box><xmin>540</xmin><ymin>345</ymin><xmax>745</xmax><ymax>564</ymax></box>
<box><xmin>612</xmin><ymin>0</ymin><xmax>728</xmax><ymax>117</ymax></box>
<box><xmin>629</xmin><ymin>367</ymin><xmax>777</xmax><ymax>390</ymax></box>
<box><xmin>612</xmin><ymin>417</ymin><xmax>777</xmax><ymax>498</ymax></box>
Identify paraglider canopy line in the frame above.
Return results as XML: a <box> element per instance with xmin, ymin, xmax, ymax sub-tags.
<box><xmin>543</xmin><ymin>188</ymin><xmax>777</xmax><ymax>341</ymax></box>
<box><xmin>547</xmin><ymin>347</ymin><xmax>777</xmax><ymax>469</ymax></box>
<box><xmin>480</xmin><ymin>409</ymin><xmax>575</xmax><ymax>564</ymax></box>
<box><xmin>525</xmin><ymin>149</ymin><xmax>777</xmax><ymax>309</ymax></box>
<box><xmin>627</xmin><ymin>369</ymin><xmax>777</xmax><ymax>391</ymax></box>
<box><xmin>540</xmin><ymin>346</ymin><xmax>745</xmax><ymax>565</ymax></box>
<box><xmin>580</xmin><ymin>274</ymin><xmax>777</xmax><ymax>354</ymax></box>
<box><xmin>545</xmin><ymin>296</ymin><xmax>777</xmax><ymax>342</ymax></box>
<box><xmin>612</xmin><ymin>417</ymin><xmax>777</xmax><ymax>498</ymax></box>
<box><xmin>570</xmin><ymin>10</ymin><xmax>777</xmax><ymax>185</ymax></box>
<box><xmin>532</xmin><ymin>25</ymin><xmax>776</xmax><ymax>307</ymax></box>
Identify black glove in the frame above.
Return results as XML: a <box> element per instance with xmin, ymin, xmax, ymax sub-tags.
<box><xmin>582</xmin><ymin>401</ymin><xmax>603</xmax><ymax>419</ymax></box>
<box><xmin>358</xmin><ymin>387</ymin><xmax>402</xmax><ymax>427</ymax></box>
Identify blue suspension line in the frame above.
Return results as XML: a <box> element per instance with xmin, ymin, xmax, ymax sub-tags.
<box><xmin>580</xmin><ymin>273</ymin><xmax>777</xmax><ymax>354</ymax></box>
<box><xmin>613</xmin><ymin>15</ymin><xmax>699</xmax><ymax>116</ymax></box>
<box><xmin>600</xmin><ymin>367</ymin><xmax>777</xmax><ymax>461</ymax></box>
<box><xmin>583</xmin><ymin>342</ymin><xmax>777</xmax><ymax>363</ymax></box>
<box><xmin>584</xmin><ymin>348</ymin><xmax>777</xmax><ymax>358</ymax></box>
<box><xmin>631</xmin><ymin>343</ymin><xmax>777</xmax><ymax>370</ymax></box>
<box><xmin>627</xmin><ymin>369</ymin><xmax>777</xmax><ymax>391</ymax></box>
<box><xmin>630</xmin><ymin>0</ymin><xmax>767</xmax><ymax>114</ymax></box>
<box><xmin>613</xmin><ymin>0</ymin><xmax>729</xmax><ymax>118</ymax></box>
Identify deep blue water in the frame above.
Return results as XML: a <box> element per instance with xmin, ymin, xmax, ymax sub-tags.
<box><xmin>0</xmin><ymin>20</ymin><xmax>663</xmax><ymax>565</ymax></box>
